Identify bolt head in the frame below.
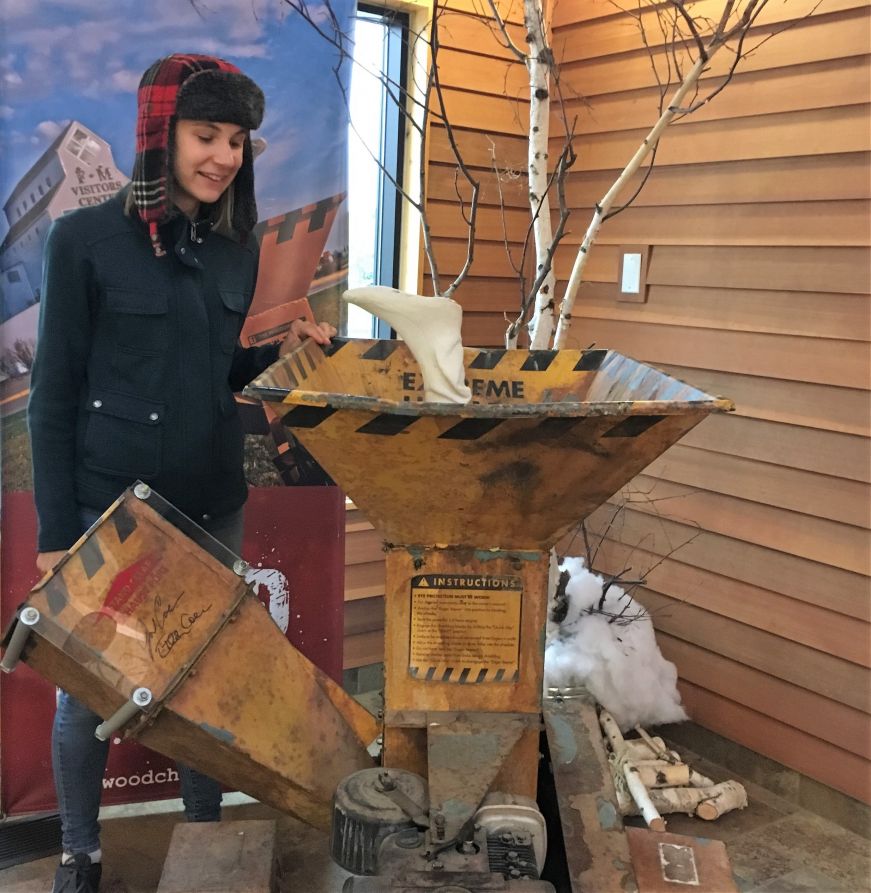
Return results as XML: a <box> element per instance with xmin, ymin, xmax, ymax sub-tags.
<box><xmin>132</xmin><ymin>687</ymin><xmax>153</xmax><ymax>707</ymax></box>
<box><xmin>133</xmin><ymin>483</ymin><xmax>152</xmax><ymax>500</ymax></box>
<box><xmin>20</xmin><ymin>606</ymin><xmax>40</xmax><ymax>625</ymax></box>
<box><xmin>232</xmin><ymin>559</ymin><xmax>249</xmax><ymax>576</ymax></box>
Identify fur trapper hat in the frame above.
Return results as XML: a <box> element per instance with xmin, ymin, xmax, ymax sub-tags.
<box><xmin>131</xmin><ymin>53</ymin><xmax>265</xmax><ymax>255</ymax></box>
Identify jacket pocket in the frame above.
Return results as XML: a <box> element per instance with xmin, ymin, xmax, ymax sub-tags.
<box><xmin>106</xmin><ymin>288</ymin><xmax>169</xmax><ymax>357</ymax></box>
<box><xmin>219</xmin><ymin>289</ymin><xmax>247</xmax><ymax>354</ymax></box>
<box><xmin>82</xmin><ymin>390</ymin><xmax>164</xmax><ymax>478</ymax></box>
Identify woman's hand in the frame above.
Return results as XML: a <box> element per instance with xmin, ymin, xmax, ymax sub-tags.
<box><xmin>36</xmin><ymin>551</ymin><xmax>66</xmax><ymax>574</ymax></box>
<box><xmin>279</xmin><ymin>318</ymin><xmax>337</xmax><ymax>356</ymax></box>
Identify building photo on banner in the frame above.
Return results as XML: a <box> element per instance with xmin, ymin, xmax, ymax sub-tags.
<box><xmin>0</xmin><ymin>0</ymin><xmax>355</xmax><ymax>820</ymax></box>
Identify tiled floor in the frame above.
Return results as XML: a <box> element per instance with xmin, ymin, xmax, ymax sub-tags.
<box><xmin>2</xmin><ymin>742</ymin><xmax>868</xmax><ymax>892</ymax></box>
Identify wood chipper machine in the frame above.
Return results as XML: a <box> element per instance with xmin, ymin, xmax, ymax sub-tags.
<box><xmin>2</xmin><ymin>337</ymin><xmax>732</xmax><ymax>891</ymax></box>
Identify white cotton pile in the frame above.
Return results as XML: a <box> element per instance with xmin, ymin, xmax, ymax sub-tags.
<box><xmin>544</xmin><ymin>555</ymin><xmax>688</xmax><ymax>732</ymax></box>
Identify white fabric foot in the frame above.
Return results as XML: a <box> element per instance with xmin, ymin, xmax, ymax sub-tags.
<box><xmin>343</xmin><ymin>287</ymin><xmax>471</xmax><ymax>404</ymax></box>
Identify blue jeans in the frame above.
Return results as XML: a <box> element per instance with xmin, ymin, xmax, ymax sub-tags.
<box><xmin>52</xmin><ymin>505</ymin><xmax>245</xmax><ymax>854</ymax></box>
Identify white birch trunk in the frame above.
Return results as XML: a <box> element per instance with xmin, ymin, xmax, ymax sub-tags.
<box><xmin>618</xmin><ymin>781</ymin><xmax>748</xmax><ymax>820</ymax></box>
<box><xmin>634</xmin><ymin>760</ymin><xmax>714</xmax><ymax>789</ymax></box>
<box><xmin>598</xmin><ymin>708</ymin><xmax>628</xmax><ymax>757</ymax></box>
<box><xmin>623</xmin><ymin>763</ymin><xmax>667</xmax><ymax>832</ymax></box>
<box><xmin>553</xmin><ymin>52</ymin><xmax>717</xmax><ymax>349</ymax></box>
<box><xmin>523</xmin><ymin>0</ymin><xmax>557</xmax><ymax>350</ymax></box>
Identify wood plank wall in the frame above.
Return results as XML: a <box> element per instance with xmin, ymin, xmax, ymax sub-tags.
<box><xmin>545</xmin><ymin>0</ymin><xmax>871</xmax><ymax>806</ymax></box>
<box><xmin>343</xmin><ymin>0</ymin><xmax>871</xmax><ymax>805</ymax></box>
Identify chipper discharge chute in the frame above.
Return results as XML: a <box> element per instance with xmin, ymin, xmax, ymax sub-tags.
<box><xmin>1</xmin><ymin>485</ymin><xmax>379</xmax><ymax>832</ymax></box>
<box><xmin>241</xmin><ymin>337</ymin><xmax>733</xmax><ymax>891</ymax></box>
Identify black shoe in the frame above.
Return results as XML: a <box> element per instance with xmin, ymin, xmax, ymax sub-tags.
<box><xmin>51</xmin><ymin>854</ymin><xmax>102</xmax><ymax>893</ymax></box>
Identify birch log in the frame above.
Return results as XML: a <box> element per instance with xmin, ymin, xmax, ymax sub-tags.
<box><xmin>623</xmin><ymin>763</ymin><xmax>667</xmax><ymax>832</ymax></box>
<box><xmin>619</xmin><ymin>781</ymin><xmax>748</xmax><ymax>820</ymax></box>
<box><xmin>634</xmin><ymin>760</ymin><xmax>714</xmax><ymax>789</ymax></box>
<box><xmin>695</xmin><ymin>780</ymin><xmax>749</xmax><ymax>820</ymax></box>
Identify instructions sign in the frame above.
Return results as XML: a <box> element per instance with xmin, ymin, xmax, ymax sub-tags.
<box><xmin>409</xmin><ymin>574</ymin><xmax>522</xmax><ymax>683</ymax></box>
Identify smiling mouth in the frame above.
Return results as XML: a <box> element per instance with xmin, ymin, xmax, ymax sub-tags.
<box><xmin>198</xmin><ymin>172</ymin><xmax>227</xmax><ymax>184</ymax></box>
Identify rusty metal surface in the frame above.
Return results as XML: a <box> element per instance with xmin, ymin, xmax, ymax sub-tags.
<box><xmin>246</xmin><ymin>340</ymin><xmax>732</xmax><ymax>550</ymax></box>
<box><xmin>625</xmin><ymin>827</ymin><xmax>738</xmax><ymax>892</ymax></box>
<box><xmin>543</xmin><ymin>691</ymin><xmax>638</xmax><ymax>893</ymax></box>
<box><xmin>426</xmin><ymin>713</ymin><xmax>535</xmax><ymax>844</ymax></box>
<box><xmin>3</xmin><ymin>489</ymin><xmax>378</xmax><ymax>830</ymax></box>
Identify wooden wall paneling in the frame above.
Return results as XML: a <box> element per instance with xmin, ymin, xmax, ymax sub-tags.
<box><xmin>429</xmin><ymin>125</ymin><xmax>527</xmax><ymax>168</ymax></box>
<box><xmin>580</xmin><ymin>502</ymin><xmax>871</xmax><ymax>620</ymax></box>
<box><xmin>556</xmin><ymin>3</ymin><xmax>870</xmax><ymax>66</ymax></box>
<box><xmin>438</xmin><ymin>86</ymin><xmax>528</xmax><ymax>135</ymax></box>
<box><xmin>561</xmin><ymin>199</ymin><xmax>871</xmax><ymax>247</ymax></box>
<box><xmin>551</xmin><ymin>0</ymin><xmax>869</xmax><ymax>29</ymax></box>
<box><xmin>436</xmin><ymin>6</ymin><xmax>528</xmax><ymax>60</ymax></box>
<box><xmin>556</xmin><ymin>317</ymin><xmax>870</xmax><ymax>388</ymax></box>
<box><xmin>659</xmin><ymin>634</ymin><xmax>871</xmax><ymax>761</ymax></box>
<box><xmin>412</xmin><ymin>0</ymin><xmax>871</xmax><ymax>803</ymax></box>
<box><xmin>623</xmin><ymin>476</ymin><xmax>871</xmax><ymax>576</ymax></box>
<box><xmin>631</xmin><ymin>588</ymin><xmax>870</xmax><ymax>714</ymax></box>
<box><xmin>344</xmin><ymin>630</ymin><xmax>385</xmax><ymax>670</ymax></box>
<box><xmin>654</xmin><ymin>366</ymin><xmax>871</xmax><ymax>437</ymax></box>
<box><xmin>427</xmin><ymin>200</ymin><xmax>534</xmax><ymax>244</ymax></box>
<box><xmin>431</xmin><ymin>236</ymin><xmax>561</xmax><ymax>280</ymax></box>
<box><xmin>441</xmin><ymin>0</ymin><xmax>524</xmax><ymax>23</ymax></box>
<box><xmin>642</xmin><ymin>443</ymin><xmax>871</xmax><ymax>528</ymax></box>
<box><xmin>428</xmin><ymin>164</ymin><xmax>529</xmax><ymax>208</ymax></box>
<box><xmin>593</xmin><ymin>538</ymin><xmax>871</xmax><ymax>667</ymax></box>
<box><xmin>344</xmin><ymin>596</ymin><xmax>386</xmax><ymax>670</ymax></box>
<box><xmin>558</xmin><ymin>106</ymin><xmax>871</xmax><ymax>172</ymax></box>
<box><xmin>574</xmin><ymin>282</ymin><xmax>871</xmax><ymax>342</ymax></box>
<box><xmin>556</xmin><ymin>57</ymin><xmax>871</xmax><ymax>137</ymax></box>
<box><xmin>677</xmin><ymin>681</ymin><xmax>871</xmax><ymax>804</ymax></box>
<box><xmin>346</xmin><ymin>522</ymin><xmax>385</xmax><ymax>567</ymax></box>
<box><xmin>434</xmin><ymin>46</ymin><xmax>529</xmax><ymax>97</ymax></box>
<box><xmin>345</xmin><ymin>560</ymin><xmax>387</xmax><ymax>602</ymax></box>
<box><xmin>557</xmin><ymin>245</ymin><xmax>871</xmax><ymax>294</ymax></box>
<box><xmin>564</xmin><ymin>154</ymin><xmax>871</xmax><ymax>208</ymax></box>
<box><xmin>560</xmin><ymin>11</ymin><xmax>871</xmax><ymax>97</ymax></box>
<box><xmin>678</xmin><ymin>415</ymin><xmax>871</xmax><ymax>483</ymax></box>
<box><xmin>425</xmin><ymin>276</ymin><xmax>530</xmax><ymax>311</ymax></box>
<box><xmin>345</xmin><ymin>596</ymin><xmax>385</xmax><ymax>638</ymax></box>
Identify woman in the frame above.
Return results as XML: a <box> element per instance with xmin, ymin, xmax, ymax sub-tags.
<box><xmin>28</xmin><ymin>53</ymin><xmax>335</xmax><ymax>893</ymax></box>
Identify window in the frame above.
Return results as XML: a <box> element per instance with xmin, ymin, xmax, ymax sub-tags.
<box><xmin>66</xmin><ymin>129</ymin><xmax>100</xmax><ymax>164</ymax></box>
<box><xmin>7</xmin><ymin>270</ymin><xmax>21</xmax><ymax>284</ymax></box>
<box><xmin>346</xmin><ymin>4</ymin><xmax>408</xmax><ymax>338</ymax></box>
<box><xmin>38</xmin><ymin>184</ymin><xmax>44</xmax><ymax>196</ymax></box>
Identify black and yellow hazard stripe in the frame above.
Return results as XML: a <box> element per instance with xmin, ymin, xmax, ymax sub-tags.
<box><xmin>409</xmin><ymin>665</ymin><xmax>520</xmax><ymax>684</ymax></box>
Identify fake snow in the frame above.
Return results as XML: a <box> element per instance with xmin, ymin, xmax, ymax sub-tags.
<box><xmin>544</xmin><ymin>556</ymin><xmax>687</xmax><ymax>732</ymax></box>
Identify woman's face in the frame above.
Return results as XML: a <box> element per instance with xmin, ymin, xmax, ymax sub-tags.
<box><xmin>172</xmin><ymin>119</ymin><xmax>246</xmax><ymax>217</ymax></box>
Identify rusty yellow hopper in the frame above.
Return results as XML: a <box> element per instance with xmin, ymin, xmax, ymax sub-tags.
<box><xmin>243</xmin><ymin>337</ymin><xmax>732</xmax><ymax>886</ymax></box>
<box><xmin>246</xmin><ymin>338</ymin><xmax>732</xmax><ymax>550</ymax></box>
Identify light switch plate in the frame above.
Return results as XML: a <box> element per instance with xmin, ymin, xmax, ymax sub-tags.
<box><xmin>617</xmin><ymin>245</ymin><xmax>649</xmax><ymax>303</ymax></box>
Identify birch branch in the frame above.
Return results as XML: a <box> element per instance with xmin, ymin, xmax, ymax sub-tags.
<box><xmin>552</xmin><ymin>52</ymin><xmax>707</xmax><ymax>349</ymax></box>
<box><xmin>553</xmin><ymin>0</ymin><xmax>768</xmax><ymax>348</ymax></box>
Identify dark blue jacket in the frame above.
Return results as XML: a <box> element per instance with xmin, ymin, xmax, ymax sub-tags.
<box><xmin>28</xmin><ymin>190</ymin><xmax>278</xmax><ymax>551</ymax></box>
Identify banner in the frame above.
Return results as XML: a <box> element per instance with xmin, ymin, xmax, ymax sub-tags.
<box><xmin>0</xmin><ymin>0</ymin><xmax>355</xmax><ymax>817</ymax></box>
